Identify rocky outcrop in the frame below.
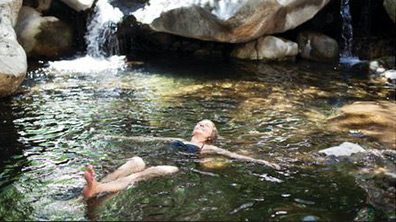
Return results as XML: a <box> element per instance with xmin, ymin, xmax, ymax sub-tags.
<box><xmin>349</xmin><ymin>57</ymin><xmax>395</xmax><ymax>82</ymax></box>
<box><xmin>384</xmin><ymin>0</ymin><xmax>396</xmax><ymax>23</ymax></box>
<box><xmin>59</xmin><ymin>0</ymin><xmax>94</xmax><ymax>12</ymax></box>
<box><xmin>297</xmin><ymin>31</ymin><xmax>339</xmax><ymax>63</ymax></box>
<box><xmin>231</xmin><ymin>36</ymin><xmax>298</xmax><ymax>61</ymax></box>
<box><xmin>0</xmin><ymin>0</ymin><xmax>27</xmax><ymax>97</ymax></box>
<box><xmin>15</xmin><ymin>6</ymin><xmax>73</xmax><ymax>58</ymax></box>
<box><xmin>131</xmin><ymin>0</ymin><xmax>330</xmax><ymax>43</ymax></box>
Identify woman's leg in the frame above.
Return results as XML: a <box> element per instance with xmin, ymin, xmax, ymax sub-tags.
<box><xmin>100</xmin><ymin>156</ymin><xmax>146</xmax><ymax>183</ymax></box>
<box><xmin>83</xmin><ymin>165</ymin><xmax>179</xmax><ymax>198</ymax></box>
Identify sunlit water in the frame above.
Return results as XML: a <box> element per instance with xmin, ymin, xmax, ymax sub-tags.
<box><xmin>0</xmin><ymin>56</ymin><xmax>392</xmax><ymax>220</ymax></box>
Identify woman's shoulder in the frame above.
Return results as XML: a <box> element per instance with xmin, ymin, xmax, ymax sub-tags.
<box><xmin>171</xmin><ymin>140</ymin><xmax>201</xmax><ymax>153</ymax></box>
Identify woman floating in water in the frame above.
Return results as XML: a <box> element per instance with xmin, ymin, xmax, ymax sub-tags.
<box><xmin>83</xmin><ymin>119</ymin><xmax>280</xmax><ymax>198</ymax></box>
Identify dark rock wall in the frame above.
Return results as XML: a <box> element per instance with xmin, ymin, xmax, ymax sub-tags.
<box><xmin>350</xmin><ymin>0</ymin><xmax>395</xmax><ymax>59</ymax></box>
<box><xmin>22</xmin><ymin>0</ymin><xmax>90</xmax><ymax>57</ymax></box>
<box><xmin>117</xmin><ymin>17</ymin><xmax>234</xmax><ymax>61</ymax></box>
<box><xmin>281</xmin><ymin>0</ymin><xmax>395</xmax><ymax>60</ymax></box>
<box><xmin>119</xmin><ymin>0</ymin><xmax>394</xmax><ymax>61</ymax></box>
<box><xmin>46</xmin><ymin>0</ymin><xmax>89</xmax><ymax>55</ymax></box>
<box><xmin>20</xmin><ymin>0</ymin><xmax>395</xmax><ymax>61</ymax></box>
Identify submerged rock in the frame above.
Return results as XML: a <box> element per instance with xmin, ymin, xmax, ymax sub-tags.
<box><xmin>200</xmin><ymin>157</ymin><xmax>229</xmax><ymax>169</ymax></box>
<box><xmin>355</xmin><ymin>165</ymin><xmax>396</xmax><ymax>220</ymax></box>
<box><xmin>319</xmin><ymin>142</ymin><xmax>366</xmax><ymax>157</ymax></box>
<box><xmin>131</xmin><ymin>0</ymin><xmax>330</xmax><ymax>43</ymax></box>
<box><xmin>327</xmin><ymin>101</ymin><xmax>396</xmax><ymax>149</ymax></box>
<box><xmin>323</xmin><ymin>101</ymin><xmax>396</xmax><ymax>220</ymax></box>
<box><xmin>318</xmin><ymin>145</ymin><xmax>395</xmax><ymax>220</ymax></box>
<box><xmin>0</xmin><ymin>0</ymin><xmax>27</xmax><ymax>97</ymax></box>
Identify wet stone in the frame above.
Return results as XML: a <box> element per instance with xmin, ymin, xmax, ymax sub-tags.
<box><xmin>318</xmin><ymin>142</ymin><xmax>367</xmax><ymax>157</ymax></box>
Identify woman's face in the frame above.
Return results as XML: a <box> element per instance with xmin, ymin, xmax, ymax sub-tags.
<box><xmin>192</xmin><ymin>120</ymin><xmax>215</xmax><ymax>139</ymax></box>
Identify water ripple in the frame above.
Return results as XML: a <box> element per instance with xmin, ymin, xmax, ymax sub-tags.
<box><xmin>0</xmin><ymin>58</ymin><xmax>390</xmax><ymax>221</ymax></box>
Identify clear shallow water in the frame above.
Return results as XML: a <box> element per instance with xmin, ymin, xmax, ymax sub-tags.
<box><xmin>0</xmin><ymin>56</ymin><xmax>392</xmax><ymax>220</ymax></box>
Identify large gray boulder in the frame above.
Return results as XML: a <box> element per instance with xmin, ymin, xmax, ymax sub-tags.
<box><xmin>384</xmin><ymin>0</ymin><xmax>396</xmax><ymax>23</ymax></box>
<box><xmin>132</xmin><ymin>0</ymin><xmax>330</xmax><ymax>43</ymax></box>
<box><xmin>29</xmin><ymin>0</ymin><xmax>94</xmax><ymax>12</ymax></box>
<box><xmin>15</xmin><ymin>6</ymin><xmax>73</xmax><ymax>58</ymax></box>
<box><xmin>231</xmin><ymin>36</ymin><xmax>298</xmax><ymax>61</ymax></box>
<box><xmin>297</xmin><ymin>31</ymin><xmax>339</xmax><ymax>63</ymax></box>
<box><xmin>59</xmin><ymin>0</ymin><xmax>94</xmax><ymax>12</ymax></box>
<box><xmin>0</xmin><ymin>0</ymin><xmax>27</xmax><ymax>98</ymax></box>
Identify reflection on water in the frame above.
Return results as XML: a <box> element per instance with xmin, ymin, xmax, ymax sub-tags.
<box><xmin>0</xmin><ymin>56</ymin><xmax>392</xmax><ymax>220</ymax></box>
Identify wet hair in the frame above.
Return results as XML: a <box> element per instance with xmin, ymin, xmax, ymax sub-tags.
<box><xmin>203</xmin><ymin>120</ymin><xmax>218</xmax><ymax>145</ymax></box>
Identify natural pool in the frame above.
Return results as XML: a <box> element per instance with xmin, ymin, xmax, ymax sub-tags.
<box><xmin>0</xmin><ymin>56</ymin><xmax>392</xmax><ymax>220</ymax></box>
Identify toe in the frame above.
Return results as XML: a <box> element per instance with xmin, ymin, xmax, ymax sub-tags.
<box><xmin>84</xmin><ymin>171</ymin><xmax>93</xmax><ymax>182</ymax></box>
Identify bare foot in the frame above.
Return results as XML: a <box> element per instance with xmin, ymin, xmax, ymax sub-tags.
<box><xmin>83</xmin><ymin>165</ymin><xmax>98</xmax><ymax>198</ymax></box>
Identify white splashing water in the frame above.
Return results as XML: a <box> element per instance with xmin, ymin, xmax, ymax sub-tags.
<box><xmin>132</xmin><ymin>0</ymin><xmax>245</xmax><ymax>23</ymax></box>
<box><xmin>48</xmin><ymin>55</ymin><xmax>126</xmax><ymax>74</ymax></box>
<box><xmin>339</xmin><ymin>0</ymin><xmax>360</xmax><ymax>65</ymax></box>
<box><xmin>86</xmin><ymin>0</ymin><xmax>124</xmax><ymax>58</ymax></box>
<box><xmin>49</xmin><ymin>0</ymin><xmax>125</xmax><ymax>73</ymax></box>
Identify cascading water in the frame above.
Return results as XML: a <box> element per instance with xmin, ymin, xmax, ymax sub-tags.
<box><xmin>48</xmin><ymin>0</ymin><xmax>125</xmax><ymax>73</ymax></box>
<box><xmin>339</xmin><ymin>0</ymin><xmax>360</xmax><ymax>65</ymax></box>
<box><xmin>86</xmin><ymin>0</ymin><xmax>124</xmax><ymax>58</ymax></box>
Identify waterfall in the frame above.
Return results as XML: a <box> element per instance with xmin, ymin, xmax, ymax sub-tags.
<box><xmin>339</xmin><ymin>0</ymin><xmax>360</xmax><ymax>64</ymax></box>
<box><xmin>85</xmin><ymin>0</ymin><xmax>124</xmax><ymax>58</ymax></box>
<box><xmin>48</xmin><ymin>0</ymin><xmax>126</xmax><ymax>73</ymax></box>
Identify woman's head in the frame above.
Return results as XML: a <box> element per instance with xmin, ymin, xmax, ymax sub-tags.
<box><xmin>192</xmin><ymin>119</ymin><xmax>218</xmax><ymax>144</ymax></box>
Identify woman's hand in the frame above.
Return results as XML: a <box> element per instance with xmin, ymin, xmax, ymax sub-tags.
<box><xmin>256</xmin><ymin>159</ymin><xmax>281</xmax><ymax>170</ymax></box>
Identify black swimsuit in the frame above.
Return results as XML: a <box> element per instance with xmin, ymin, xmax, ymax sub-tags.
<box><xmin>170</xmin><ymin>140</ymin><xmax>201</xmax><ymax>153</ymax></box>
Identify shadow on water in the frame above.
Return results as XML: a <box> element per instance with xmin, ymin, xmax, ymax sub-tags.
<box><xmin>134</xmin><ymin>55</ymin><xmax>247</xmax><ymax>80</ymax></box>
<box><xmin>0</xmin><ymin>99</ymin><xmax>26</xmax><ymax>174</ymax></box>
<box><xmin>0</xmin><ymin>98</ymin><xmax>33</xmax><ymax>220</ymax></box>
<box><xmin>0</xmin><ymin>56</ymin><xmax>393</xmax><ymax>220</ymax></box>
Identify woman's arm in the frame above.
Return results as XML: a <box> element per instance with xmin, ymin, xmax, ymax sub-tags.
<box><xmin>201</xmin><ymin>145</ymin><xmax>280</xmax><ymax>170</ymax></box>
<box><xmin>100</xmin><ymin>135</ymin><xmax>185</xmax><ymax>143</ymax></box>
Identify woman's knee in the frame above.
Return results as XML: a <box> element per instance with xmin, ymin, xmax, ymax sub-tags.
<box><xmin>125</xmin><ymin>156</ymin><xmax>146</xmax><ymax>171</ymax></box>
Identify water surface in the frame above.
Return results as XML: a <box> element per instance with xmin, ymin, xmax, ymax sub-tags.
<box><xmin>0</xmin><ymin>56</ymin><xmax>391</xmax><ymax>220</ymax></box>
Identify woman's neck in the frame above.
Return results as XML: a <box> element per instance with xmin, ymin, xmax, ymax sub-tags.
<box><xmin>190</xmin><ymin>136</ymin><xmax>206</xmax><ymax>147</ymax></box>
